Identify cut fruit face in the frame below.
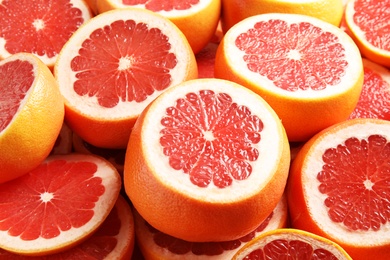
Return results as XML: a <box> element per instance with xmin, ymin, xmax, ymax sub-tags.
<box><xmin>233</xmin><ymin>229</ymin><xmax>352</xmax><ymax>260</ymax></box>
<box><xmin>222</xmin><ymin>13</ymin><xmax>362</xmax><ymax>99</ymax></box>
<box><xmin>303</xmin><ymin>119</ymin><xmax>390</xmax><ymax>246</ymax></box>
<box><xmin>0</xmin><ymin>0</ymin><xmax>92</xmax><ymax>67</ymax></box>
<box><xmin>349</xmin><ymin>58</ymin><xmax>390</xmax><ymax>120</ymax></box>
<box><xmin>140</xmin><ymin>80</ymin><xmax>285</xmax><ymax>201</ymax></box>
<box><xmin>56</xmin><ymin>8</ymin><xmax>196</xmax><ymax>119</ymax></box>
<box><xmin>0</xmin><ymin>154</ymin><xmax>121</xmax><ymax>256</ymax></box>
<box><xmin>345</xmin><ymin>0</ymin><xmax>390</xmax><ymax>67</ymax></box>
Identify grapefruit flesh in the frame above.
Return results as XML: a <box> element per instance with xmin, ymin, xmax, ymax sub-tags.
<box><xmin>0</xmin><ymin>0</ymin><xmax>90</xmax><ymax>65</ymax></box>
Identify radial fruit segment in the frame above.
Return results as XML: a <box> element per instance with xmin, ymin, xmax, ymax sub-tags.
<box><xmin>349</xmin><ymin>58</ymin><xmax>390</xmax><ymax>120</ymax></box>
<box><xmin>232</xmin><ymin>229</ymin><xmax>352</xmax><ymax>260</ymax></box>
<box><xmin>96</xmin><ymin>0</ymin><xmax>221</xmax><ymax>54</ymax></box>
<box><xmin>0</xmin><ymin>53</ymin><xmax>64</xmax><ymax>184</ymax></box>
<box><xmin>0</xmin><ymin>154</ymin><xmax>121</xmax><ymax>256</ymax></box>
<box><xmin>0</xmin><ymin>0</ymin><xmax>92</xmax><ymax>68</ymax></box>
<box><xmin>287</xmin><ymin>118</ymin><xmax>390</xmax><ymax>260</ymax></box>
<box><xmin>55</xmin><ymin>8</ymin><xmax>197</xmax><ymax>149</ymax></box>
<box><xmin>215</xmin><ymin>13</ymin><xmax>364</xmax><ymax>142</ymax></box>
<box><xmin>124</xmin><ymin>78</ymin><xmax>290</xmax><ymax>242</ymax></box>
<box><xmin>345</xmin><ymin>0</ymin><xmax>390</xmax><ymax>67</ymax></box>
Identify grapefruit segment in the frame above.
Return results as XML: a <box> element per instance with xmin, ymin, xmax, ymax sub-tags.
<box><xmin>124</xmin><ymin>78</ymin><xmax>290</xmax><ymax>242</ymax></box>
<box><xmin>0</xmin><ymin>154</ymin><xmax>121</xmax><ymax>256</ymax></box>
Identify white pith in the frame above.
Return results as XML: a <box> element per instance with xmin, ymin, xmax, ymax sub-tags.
<box><xmin>141</xmin><ymin>79</ymin><xmax>286</xmax><ymax>202</ymax></box>
<box><xmin>223</xmin><ymin>13</ymin><xmax>363</xmax><ymax>99</ymax></box>
<box><xmin>303</xmin><ymin>121</ymin><xmax>390</xmax><ymax>246</ymax></box>
<box><xmin>56</xmin><ymin>8</ymin><xmax>194</xmax><ymax>119</ymax></box>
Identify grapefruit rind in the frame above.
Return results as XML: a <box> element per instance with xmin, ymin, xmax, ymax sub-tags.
<box><xmin>0</xmin><ymin>53</ymin><xmax>65</xmax><ymax>183</ymax></box>
<box><xmin>0</xmin><ymin>154</ymin><xmax>121</xmax><ymax>256</ymax></box>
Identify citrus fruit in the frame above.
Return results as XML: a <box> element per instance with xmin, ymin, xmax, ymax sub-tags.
<box><xmin>0</xmin><ymin>53</ymin><xmax>65</xmax><ymax>184</ymax></box>
<box><xmin>232</xmin><ymin>228</ymin><xmax>352</xmax><ymax>260</ymax></box>
<box><xmin>50</xmin><ymin>122</ymin><xmax>73</xmax><ymax>155</ymax></box>
<box><xmin>55</xmin><ymin>8</ymin><xmax>198</xmax><ymax>149</ymax></box>
<box><xmin>287</xmin><ymin>118</ymin><xmax>390</xmax><ymax>260</ymax></box>
<box><xmin>124</xmin><ymin>78</ymin><xmax>290</xmax><ymax>242</ymax></box>
<box><xmin>0</xmin><ymin>195</ymin><xmax>134</xmax><ymax>259</ymax></box>
<box><xmin>220</xmin><ymin>0</ymin><xmax>344</xmax><ymax>34</ymax></box>
<box><xmin>134</xmin><ymin>194</ymin><xmax>288</xmax><ymax>259</ymax></box>
<box><xmin>84</xmin><ymin>0</ymin><xmax>99</xmax><ymax>15</ymax></box>
<box><xmin>96</xmin><ymin>0</ymin><xmax>221</xmax><ymax>54</ymax></box>
<box><xmin>349</xmin><ymin>58</ymin><xmax>390</xmax><ymax>120</ymax></box>
<box><xmin>0</xmin><ymin>0</ymin><xmax>92</xmax><ymax>69</ymax></box>
<box><xmin>344</xmin><ymin>0</ymin><xmax>390</xmax><ymax>67</ymax></box>
<box><xmin>215</xmin><ymin>13</ymin><xmax>364</xmax><ymax>142</ymax></box>
<box><xmin>0</xmin><ymin>153</ymin><xmax>121</xmax><ymax>256</ymax></box>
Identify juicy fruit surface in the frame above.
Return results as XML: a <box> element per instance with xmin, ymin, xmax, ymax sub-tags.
<box><xmin>160</xmin><ymin>89</ymin><xmax>263</xmax><ymax>188</ymax></box>
<box><xmin>0</xmin><ymin>0</ymin><xmax>87</xmax><ymax>59</ymax></box>
<box><xmin>351</xmin><ymin>0</ymin><xmax>390</xmax><ymax>51</ymax></box>
<box><xmin>235</xmin><ymin>19</ymin><xmax>348</xmax><ymax>92</ymax></box>
<box><xmin>0</xmin><ymin>159</ymin><xmax>105</xmax><ymax>240</ymax></box>
<box><xmin>71</xmin><ymin>19</ymin><xmax>178</xmax><ymax>108</ymax></box>
<box><xmin>0</xmin><ymin>59</ymin><xmax>33</xmax><ymax>132</ymax></box>
<box><xmin>318</xmin><ymin>134</ymin><xmax>390</xmax><ymax>231</ymax></box>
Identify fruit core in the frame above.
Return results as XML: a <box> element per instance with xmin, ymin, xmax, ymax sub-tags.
<box><xmin>159</xmin><ymin>89</ymin><xmax>263</xmax><ymax>188</ymax></box>
<box><xmin>70</xmin><ymin>19</ymin><xmax>178</xmax><ymax>108</ymax></box>
<box><xmin>317</xmin><ymin>134</ymin><xmax>390</xmax><ymax>231</ymax></box>
<box><xmin>235</xmin><ymin>19</ymin><xmax>348</xmax><ymax>92</ymax></box>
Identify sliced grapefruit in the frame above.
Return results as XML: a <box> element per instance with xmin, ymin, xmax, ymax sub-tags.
<box><xmin>0</xmin><ymin>153</ymin><xmax>121</xmax><ymax>256</ymax></box>
<box><xmin>0</xmin><ymin>195</ymin><xmax>134</xmax><ymax>259</ymax></box>
<box><xmin>124</xmin><ymin>78</ymin><xmax>290</xmax><ymax>242</ymax></box>
<box><xmin>96</xmin><ymin>0</ymin><xmax>221</xmax><ymax>54</ymax></box>
<box><xmin>0</xmin><ymin>53</ymin><xmax>65</xmax><ymax>184</ymax></box>
<box><xmin>221</xmin><ymin>0</ymin><xmax>345</xmax><ymax>33</ymax></box>
<box><xmin>349</xmin><ymin>58</ymin><xmax>390</xmax><ymax>120</ymax></box>
<box><xmin>345</xmin><ymin>0</ymin><xmax>390</xmax><ymax>67</ymax></box>
<box><xmin>134</xmin><ymin>194</ymin><xmax>288</xmax><ymax>259</ymax></box>
<box><xmin>232</xmin><ymin>228</ymin><xmax>352</xmax><ymax>260</ymax></box>
<box><xmin>287</xmin><ymin>118</ymin><xmax>390</xmax><ymax>259</ymax></box>
<box><xmin>0</xmin><ymin>0</ymin><xmax>92</xmax><ymax>69</ymax></box>
<box><xmin>215</xmin><ymin>13</ymin><xmax>364</xmax><ymax>142</ymax></box>
<box><xmin>55</xmin><ymin>8</ymin><xmax>198</xmax><ymax>149</ymax></box>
